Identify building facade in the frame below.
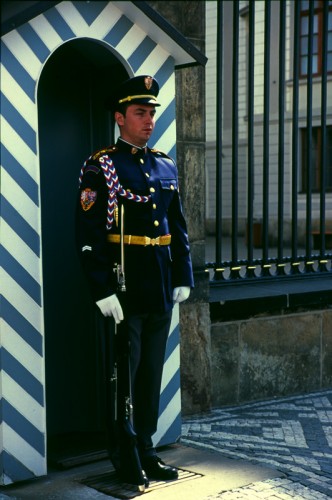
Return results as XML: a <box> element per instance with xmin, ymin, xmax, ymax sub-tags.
<box><xmin>205</xmin><ymin>0</ymin><xmax>332</xmax><ymax>242</ymax></box>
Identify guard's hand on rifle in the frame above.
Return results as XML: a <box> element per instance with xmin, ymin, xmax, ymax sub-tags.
<box><xmin>96</xmin><ymin>294</ymin><xmax>124</xmax><ymax>323</ymax></box>
<box><xmin>173</xmin><ymin>286</ymin><xmax>190</xmax><ymax>304</ymax></box>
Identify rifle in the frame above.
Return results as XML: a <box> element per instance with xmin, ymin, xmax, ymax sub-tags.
<box><xmin>111</xmin><ymin>203</ymin><xmax>146</xmax><ymax>491</ymax></box>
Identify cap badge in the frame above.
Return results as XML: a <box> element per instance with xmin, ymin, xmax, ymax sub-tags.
<box><xmin>144</xmin><ymin>76</ymin><xmax>153</xmax><ymax>90</ymax></box>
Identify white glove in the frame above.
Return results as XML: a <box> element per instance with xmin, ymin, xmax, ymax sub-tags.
<box><xmin>172</xmin><ymin>286</ymin><xmax>190</xmax><ymax>304</ymax></box>
<box><xmin>96</xmin><ymin>294</ymin><xmax>124</xmax><ymax>323</ymax></box>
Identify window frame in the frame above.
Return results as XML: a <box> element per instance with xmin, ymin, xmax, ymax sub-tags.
<box><xmin>300</xmin><ymin>125</ymin><xmax>332</xmax><ymax>193</ymax></box>
<box><xmin>299</xmin><ymin>0</ymin><xmax>332</xmax><ymax>77</ymax></box>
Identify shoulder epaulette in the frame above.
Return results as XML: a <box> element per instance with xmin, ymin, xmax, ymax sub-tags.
<box><xmin>92</xmin><ymin>145</ymin><xmax>118</xmax><ymax>160</ymax></box>
<box><xmin>150</xmin><ymin>148</ymin><xmax>172</xmax><ymax>159</ymax></box>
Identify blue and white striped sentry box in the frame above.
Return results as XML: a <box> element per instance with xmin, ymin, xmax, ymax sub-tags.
<box><xmin>0</xmin><ymin>1</ymin><xmax>201</xmax><ymax>485</ymax></box>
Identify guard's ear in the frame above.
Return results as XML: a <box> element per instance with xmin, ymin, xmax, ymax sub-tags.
<box><xmin>115</xmin><ymin>111</ymin><xmax>125</xmax><ymax>126</ymax></box>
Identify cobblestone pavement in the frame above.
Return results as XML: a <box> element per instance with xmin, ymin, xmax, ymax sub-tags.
<box><xmin>181</xmin><ymin>389</ymin><xmax>332</xmax><ymax>499</ymax></box>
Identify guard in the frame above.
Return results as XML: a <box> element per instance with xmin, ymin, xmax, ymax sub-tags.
<box><xmin>76</xmin><ymin>74</ymin><xmax>194</xmax><ymax>487</ymax></box>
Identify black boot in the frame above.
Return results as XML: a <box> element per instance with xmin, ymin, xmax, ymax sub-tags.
<box><xmin>141</xmin><ymin>456</ymin><xmax>178</xmax><ymax>480</ymax></box>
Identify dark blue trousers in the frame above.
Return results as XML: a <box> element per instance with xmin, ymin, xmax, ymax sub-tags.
<box><xmin>126</xmin><ymin>310</ymin><xmax>173</xmax><ymax>458</ymax></box>
<box><xmin>102</xmin><ymin>309</ymin><xmax>173</xmax><ymax>465</ymax></box>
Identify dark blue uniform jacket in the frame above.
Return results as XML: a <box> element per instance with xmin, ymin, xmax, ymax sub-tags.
<box><xmin>76</xmin><ymin>139</ymin><xmax>194</xmax><ymax>314</ymax></box>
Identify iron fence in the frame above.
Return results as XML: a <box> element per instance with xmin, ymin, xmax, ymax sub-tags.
<box><xmin>208</xmin><ymin>0</ymin><xmax>332</xmax><ymax>283</ymax></box>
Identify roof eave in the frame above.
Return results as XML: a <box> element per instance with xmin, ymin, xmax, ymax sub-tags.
<box><xmin>1</xmin><ymin>1</ymin><xmax>61</xmax><ymax>36</ymax></box>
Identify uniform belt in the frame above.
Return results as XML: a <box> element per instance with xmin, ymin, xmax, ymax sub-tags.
<box><xmin>107</xmin><ymin>234</ymin><xmax>171</xmax><ymax>246</ymax></box>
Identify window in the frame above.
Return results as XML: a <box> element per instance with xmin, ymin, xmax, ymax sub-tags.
<box><xmin>301</xmin><ymin>126</ymin><xmax>332</xmax><ymax>192</ymax></box>
<box><xmin>300</xmin><ymin>0</ymin><xmax>332</xmax><ymax>76</ymax></box>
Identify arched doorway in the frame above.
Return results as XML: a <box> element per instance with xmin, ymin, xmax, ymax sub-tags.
<box><xmin>37</xmin><ymin>38</ymin><xmax>128</xmax><ymax>464</ymax></box>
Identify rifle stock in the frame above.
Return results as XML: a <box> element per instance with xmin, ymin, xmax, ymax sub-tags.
<box><xmin>115</xmin><ymin>318</ymin><xmax>146</xmax><ymax>491</ymax></box>
<box><xmin>110</xmin><ymin>203</ymin><xmax>146</xmax><ymax>491</ymax></box>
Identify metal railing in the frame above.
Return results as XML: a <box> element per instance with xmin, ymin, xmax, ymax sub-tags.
<box><xmin>208</xmin><ymin>0</ymin><xmax>332</xmax><ymax>283</ymax></box>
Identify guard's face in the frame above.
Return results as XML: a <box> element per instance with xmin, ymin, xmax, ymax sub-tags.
<box><xmin>115</xmin><ymin>104</ymin><xmax>156</xmax><ymax>147</ymax></box>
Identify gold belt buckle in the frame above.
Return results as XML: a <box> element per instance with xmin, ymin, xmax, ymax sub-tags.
<box><xmin>151</xmin><ymin>237</ymin><xmax>160</xmax><ymax>246</ymax></box>
<box><xmin>144</xmin><ymin>236</ymin><xmax>160</xmax><ymax>246</ymax></box>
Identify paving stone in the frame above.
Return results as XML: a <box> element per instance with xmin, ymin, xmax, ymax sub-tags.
<box><xmin>182</xmin><ymin>388</ymin><xmax>332</xmax><ymax>499</ymax></box>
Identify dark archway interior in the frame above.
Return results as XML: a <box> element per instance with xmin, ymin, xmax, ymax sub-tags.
<box><xmin>38</xmin><ymin>38</ymin><xmax>128</xmax><ymax>466</ymax></box>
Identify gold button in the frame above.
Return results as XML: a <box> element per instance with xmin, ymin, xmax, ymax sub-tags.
<box><xmin>150</xmin><ymin>187</ymin><xmax>155</xmax><ymax>193</ymax></box>
<box><xmin>154</xmin><ymin>220</ymin><xmax>159</xmax><ymax>227</ymax></box>
<box><xmin>152</xmin><ymin>203</ymin><xmax>157</xmax><ymax>209</ymax></box>
<box><xmin>170</xmin><ymin>184</ymin><xmax>175</xmax><ymax>190</ymax></box>
<box><xmin>145</xmin><ymin>172</ymin><xmax>150</xmax><ymax>177</ymax></box>
<box><xmin>140</xmin><ymin>158</ymin><xmax>144</xmax><ymax>164</ymax></box>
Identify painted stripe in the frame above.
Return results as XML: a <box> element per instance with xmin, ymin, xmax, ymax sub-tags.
<box><xmin>17</xmin><ymin>23</ymin><xmax>50</xmax><ymax>63</ymax></box>
<box><xmin>1</xmin><ymin>162</ymin><xmax>39</xmax><ymax>226</ymax></box>
<box><xmin>1</xmin><ymin>93</ymin><xmax>36</xmax><ymax>153</ymax></box>
<box><xmin>2</xmin><ymin>423</ymin><xmax>46</xmax><ymax>476</ymax></box>
<box><xmin>1</xmin><ymin>146</ymin><xmax>39</xmax><ymax>205</ymax></box>
<box><xmin>0</xmin><ymin>247</ymin><xmax>41</xmax><ymax>306</ymax></box>
<box><xmin>135</xmin><ymin>45</ymin><xmax>170</xmax><ymax>76</ymax></box>
<box><xmin>128</xmin><ymin>36</ymin><xmax>157</xmax><ymax>72</ymax></box>
<box><xmin>2</xmin><ymin>222</ymin><xmax>40</xmax><ymax>283</ymax></box>
<box><xmin>1</xmin><ymin>65</ymin><xmax>36</xmax><ymax>128</ymax></box>
<box><xmin>154</xmin><ymin>309</ymin><xmax>181</xmax><ymax>445</ymax></box>
<box><xmin>2</xmin><ymin>272</ymin><xmax>43</xmax><ymax>341</ymax></box>
<box><xmin>115</xmin><ymin>23</ymin><xmax>147</xmax><ymax>59</ymax></box>
<box><xmin>0</xmin><ymin>42</ymin><xmax>36</xmax><ymax>101</ymax></box>
<box><xmin>103</xmin><ymin>15</ymin><xmax>134</xmax><ymax>46</ymax></box>
<box><xmin>164</xmin><ymin>324</ymin><xmax>179</xmax><ymax>358</ymax></box>
<box><xmin>0</xmin><ymin>450</ymin><xmax>37</xmax><ymax>484</ymax></box>
<box><xmin>2</xmin><ymin>373</ymin><xmax>45</xmax><ymax>432</ymax></box>
<box><xmin>169</xmin><ymin>144</ymin><xmax>176</xmax><ymax>161</ymax></box>
<box><xmin>153</xmin><ymin>100</ymin><xmax>176</xmax><ymax>145</ymax></box>
<box><xmin>1</xmin><ymin>31</ymin><xmax>43</xmax><ymax>82</ymax></box>
<box><xmin>55</xmin><ymin>2</ymin><xmax>90</xmax><ymax>35</ymax></box>
<box><xmin>161</xmin><ymin>343</ymin><xmax>180</xmax><ymax>392</ymax></box>
<box><xmin>2</xmin><ymin>371</ymin><xmax>44</xmax><ymax>430</ymax></box>
<box><xmin>1</xmin><ymin>298</ymin><xmax>43</xmax><ymax>356</ymax></box>
<box><xmin>1</xmin><ymin>117</ymin><xmax>39</xmax><ymax>182</ymax></box>
<box><xmin>55</xmin><ymin>1</ymin><xmax>122</xmax><ymax>41</ymax></box>
<box><xmin>74</xmin><ymin>0</ymin><xmax>108</xmax><ymax>25</ymax></box>
<box><xmin>1</xmin><ymin>197</ymin><xmax>40</xmax><ymax>256</ymax></box>
<box><xmin>153</xmin><ymin>389</ymin><xmax>181</xmax><ymax>446</ymax></box>
<box><xmin>153</xmin><ymin>71</ymin><xmax>176</xmax><ymax>148</ymax></box>
<box><xmin>154</xmin><ymin>56</ymin><xmax>175</xmax><ymax>87</ymax></box>
<box><xmin>28</xmin><ymin>15</ymin><xmax>63</xmax><ymax>51</ymax></box>
<box><xmin>159</xmin><ymin>369</ymin><xmax>180</xmax><ymax>415</ymax></box>
<box><xmin>44</xmin><ymin>8</ymin><xmax>76</xmax><ymax>40</ymax></box>
<box><xmin>89</xmin><ymin>3</ymin><xmax>123</xmax><ymax>38</ymax></box>
<box><xmin>155</xmin><ymin>123</ymin><xmax>177</xmax><ymax>159</ymax></box>
<box><xmin>1</xmin><ymin>319</ymin><xmax>44</xmax><ymax>381</ymax></box>
<box><xmin>157</xmin><ymin>74</ymin><xmax>176</xmax><ymax>111</ymax></box>
<box><xmin>2</xmin><ymin>400</ymin><xmax>45</xmax><ymax>455</ymax></box>
<box><xmin>157</xmin><ymin>413</ymin><xmax>182</xmax><ymax>447</ymax></box>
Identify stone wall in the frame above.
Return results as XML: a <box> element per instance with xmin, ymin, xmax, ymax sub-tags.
<box><xmin>211</xmin><ymin>308</ymin><xmax>332</xmax><ymax>407</ymax></box>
